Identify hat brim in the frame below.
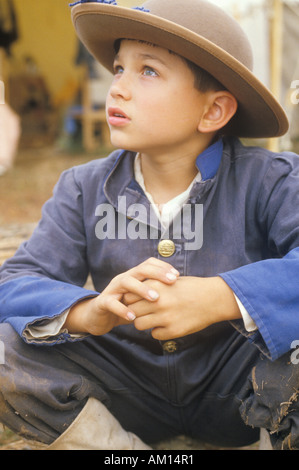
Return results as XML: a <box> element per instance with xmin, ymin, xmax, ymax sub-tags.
<box><xmin>72</xmin><ymin>3</ymin><xmax>289</xmax><ymax>138</ymax></box>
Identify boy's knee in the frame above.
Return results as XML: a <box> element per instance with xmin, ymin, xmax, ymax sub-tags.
<box><xmin>240</xmin><ymin>353</ymin><xmax>299</xmax><ymax>449</ymax></box>
<box><xmin>0</xmin><ymin>324</ymin><xmax>89</xmax><ymax>443</ymax></box>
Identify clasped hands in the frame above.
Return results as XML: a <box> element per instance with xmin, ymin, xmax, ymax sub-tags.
<box><xmin>65</xmin><ymin>257</ymin><xmax>240</xmax><ymax>339</ymax></box>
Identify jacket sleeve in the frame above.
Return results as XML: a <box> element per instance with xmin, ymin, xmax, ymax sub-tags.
<box><xmin>220</xmin><ymin>154</ymin><xmax>299</xmax><ymax>361</ymax></box>
<box><xmin>0</xmin><ymin>167</ymin><xmax>98</xmax><ymax>345</ymax></box>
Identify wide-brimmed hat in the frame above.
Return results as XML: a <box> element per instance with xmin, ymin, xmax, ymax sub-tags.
<box><xmin>71</xmin><ymin>0</ymin><xmax>289</xmax><ymax>138</ymax></box>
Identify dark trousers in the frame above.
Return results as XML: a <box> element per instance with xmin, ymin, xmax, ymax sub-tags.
<box><xmin>0</xmin><ymin>323</ymin><xmax>298</xmax><ymax>449</ymax></box>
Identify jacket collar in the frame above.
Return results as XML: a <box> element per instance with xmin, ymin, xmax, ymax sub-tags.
<box><xmin>103</xmin><ymin>138</ymin><xmax>224</xmax><ymax>208</ymax></box>
<box><xmin>195</xmin><ymin>138</ymin><xmax>223</xmax><ymax>181</ymax></box>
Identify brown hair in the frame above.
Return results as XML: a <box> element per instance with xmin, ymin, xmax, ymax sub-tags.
<box><xmin>184</xmin><ymin>58</ymin><xmax>225</xmax><ymax>93</ymax></box>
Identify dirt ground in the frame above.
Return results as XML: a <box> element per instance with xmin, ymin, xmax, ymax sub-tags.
<box><xmin>0</xmin><ymin>145</ymin><xmax>101</xmax><ymax>225</ymax></box>
<box><xmin>0</xmin><ymin>142</ymin><xmax>262</xmax><ymax>450</ymax></box>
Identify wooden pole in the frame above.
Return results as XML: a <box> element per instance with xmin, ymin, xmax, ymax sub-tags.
<box><xmin>268</xmin><ymin>0</ymin><xmax>283</xmax><ymax>152</ymax></box>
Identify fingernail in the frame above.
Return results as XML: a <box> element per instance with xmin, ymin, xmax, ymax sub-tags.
<box><xmin>126</xmin><ymin>312</ymin><xmax>136</xmax><ymax>321</ymax></box>
<box><xmin>166</xmin><ymin>272</ymin><xmax>177</xmax><ymax>281</ymax></box>
<box><xmin>170</xmin><ymin>268</ymin><xmax>180</xmax><ymax>276</ymax></box>
<box><xmin>148</xmin><ymin>289</ymin><xmax>159</xmax><ymax>300</ymax></box>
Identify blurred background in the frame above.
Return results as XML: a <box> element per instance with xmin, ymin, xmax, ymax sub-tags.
<box><xmin>0</xmin><ymin>0</ymin><xmax>145</xmax><ymax>229</ymax></box>
<box><xmin>0</xmin><ymin>0</ymin><xmax>298</xmax><ymax>225</ymax></box>
<box><xmin>0</xmin><ymin>0</ymin><xmax>298</xmax><ymax>450</ymax></box>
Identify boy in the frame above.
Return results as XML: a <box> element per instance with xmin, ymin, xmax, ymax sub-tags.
<box><xmin>0</xmin><ymin>0</ymin><xmax>298</xmax><ymax>450</ymax></box>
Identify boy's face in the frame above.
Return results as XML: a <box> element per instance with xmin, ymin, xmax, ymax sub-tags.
<box><xmin>106</xmin><ymin>40</ymin><xmax>211</xmax><ymax>157</ymax></box>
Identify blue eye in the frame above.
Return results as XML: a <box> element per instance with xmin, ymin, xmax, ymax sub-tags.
<box><xmin>113</xmin><ymin>65</ymin><xmax>124</xmax><ymax>75</ymax></box>
<box><xmin>143</xmin><ymin>67</ymin><xmax>158</xmax><ymax>77</ymax></box>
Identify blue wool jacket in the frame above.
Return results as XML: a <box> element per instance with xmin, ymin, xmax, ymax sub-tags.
<box><xmin>1</xmin><ymin>137</ymin><xmax>299</xmax><ymax>362</ymax></box>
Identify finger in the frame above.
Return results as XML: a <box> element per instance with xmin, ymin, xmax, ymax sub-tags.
<box><xmin>99</xmin><ymin>294</ymin><xmax>137</xmax><ymax>322</ymax></box>
<box><xmin>134</xmin><ymin>311</ymin><xmax>158</xmax><ymax>330</ymax></box>
<box><xmin>116</xmin><ymin>275</ymin><xmax>160</xmax><ymax>302</ymax></box>
<box><xmin>151</xmin><ymin>327</ymin><xmax>176</xmax><ymax>341</ymax></box>
<box><xmin>123</xmin><ymin>292</ymin><xmax>142</xmax><ymax>305</ymax></box>
<box><xmin>124</xmin><ymin>278</ymin><xmax>167</xmax><ymax>305</ymax></box>
<box><xmin>128</xmin><ymin>257</ymin><xmax>180</xmax><ymax>284</ymax></box>
<box><xmin>106</xmin><ymin>273</ymin><xmax>158</xmax><ymax>301</ymax></box>
<box><xmin>132</xmin><ymin>298</ymin><xmax>156</xmax><ymax>317</ymax></box>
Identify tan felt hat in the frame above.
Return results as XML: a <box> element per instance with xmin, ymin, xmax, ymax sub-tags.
<box><xmin>71</xmin><ymin>0</ymin><xmax>289</xmax><ymax>138</ymax></box>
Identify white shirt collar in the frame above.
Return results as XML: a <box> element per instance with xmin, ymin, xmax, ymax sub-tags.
<box><xmin>134</xmin><ymin>153</ymin><xmax>202</xmax><ymax>228</ymax></box>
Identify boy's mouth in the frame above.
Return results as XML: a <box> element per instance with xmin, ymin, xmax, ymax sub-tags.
<box><xmin>107</xmin><ymin>107</ymin><xmax>130</xmax><ymax>126</ymax></box>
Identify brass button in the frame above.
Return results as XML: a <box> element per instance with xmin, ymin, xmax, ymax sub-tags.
<box><xmin>162</xmin><ymin>341</ymin><xmax>177</xmax><ymax>353</ymax></box>
<box><xmin>158</xmin><ymin>240</ymin><xmax>175</xmax><ymax>258</ymax></box>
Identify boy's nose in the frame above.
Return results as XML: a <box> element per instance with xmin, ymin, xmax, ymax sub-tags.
<box><xmin>109</xmin><ymin>74</ymin><xmax>132</xmax><ymax>101</ymax></box>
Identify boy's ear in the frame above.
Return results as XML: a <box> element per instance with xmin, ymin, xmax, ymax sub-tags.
<box><xmin>198</xmin><ymin>91</ymin><xmax>238</xmax><ymax>134</ymax></box>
